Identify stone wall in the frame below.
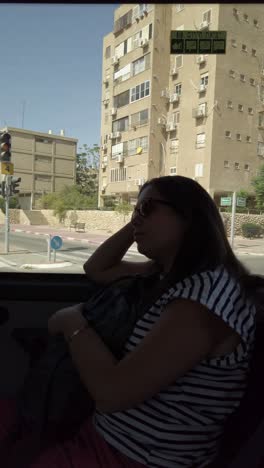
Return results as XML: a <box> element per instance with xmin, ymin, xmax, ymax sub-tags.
<box><xmin>0</xmin><ymin>209</ymin><xmax>263</xmax><ymax>236</ymax></box>
<box><xmin>221</xmin><ymin>212</ymin><xmax>264</xmax><ymax>236</ymax></box>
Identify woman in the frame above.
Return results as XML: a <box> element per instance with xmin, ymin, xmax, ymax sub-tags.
<box><xmin>0</xmin><ymin>176</ymin><xmax>262</xmax><ymax>467</ymax></box>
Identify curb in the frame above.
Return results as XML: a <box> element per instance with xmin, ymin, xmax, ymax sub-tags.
<box><xmin>20</xmin><ymin>262</ymin><xmax>72</xmax><ymax>270</ymax></box>
<box><xmin>11</xmin><ymin>228</ymin><xmax>140</xmax><ymax>252</ymax></box>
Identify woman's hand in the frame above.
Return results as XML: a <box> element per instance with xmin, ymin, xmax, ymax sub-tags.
<box><xmin>48</xmin><ymin>303</ymin><xmax>87</xmax><ymax>336</ymax></box>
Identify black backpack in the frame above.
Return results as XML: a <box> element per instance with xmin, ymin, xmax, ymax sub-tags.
<box><xmin>16</xmin><ymin>272</ymin><xmax>163</xmax><ymax>441</ymax></box>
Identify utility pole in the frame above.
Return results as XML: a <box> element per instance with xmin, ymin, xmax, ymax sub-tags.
<box><xmin>230</xmin><ymin>191</ymin><xmax>236</xmax><ymax>249</ymax></box>
<box><xmin>4</xmin><ymin>176</ymin><xmax>11</xmax><ymax>253</ymax></box>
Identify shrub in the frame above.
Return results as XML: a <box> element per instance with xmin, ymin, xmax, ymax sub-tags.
<box><xmin>241</xmin><ymin>223</ymin><xmax>263</xmax><ymax>239</ymax></box>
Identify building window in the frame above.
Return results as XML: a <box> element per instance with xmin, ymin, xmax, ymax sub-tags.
<box><xmin>112</xmin><ymin>117</ymin><xmax>129</xmax><ymax>133</ymax></box>
<box><xmin>105</xmin><ymin>46</ymin><xmax>111</xmax><ymax>59</ymax></box>
<box><xmin>195</xmin><ymin>163</ymin><xmax>204</xmax><ymax>177</ymax></box>
<box><xmin>196</xmin><ymin>132</ymin><xmax>205</xmax><ymax>148</ymax></box>
<box><xmin>170</xmin><ymin>139</ymin><xmax>179</xmax><ymax>153</ymax></box>
<box><xmin>257</xmin><ymin>141</ymin><xmax>264</xmax><ymax>156</ymax></box>
<box><xmin>250</xmin><ymin>78</ymin><xmax>256</xmax><ymax>86</ymax></box>
<box><xmin>248</xmin><ymin>107</ymin><xmax>253</xmax><ymax>115</ymax></box>
<box><xmin>234</xmin><ymin>162</ymin><xmax>240</xmax><ymax>170</ymax></box>
<box><xmin>238</xmin><ymin>104</ymin><xmax>244</xmax><ymax>112</ymax></box>
<box><xmin>130</xmin><ymin>81</ymin><xmax>150</xmax><ymax>102</ymax></box>
<box><xmin>236</xmin><ymin>133</ymin><xmax>241</xmax><ymax>141</ymax></box>
<box><xmin>172</xmin><ymin>111</ymin><xmax>180</xmax><ymax>124</ymax></box>
<box><xmin>253</xmin><ymin>19</ymin><xmax>259</xmax><ymax>28</ymax></box>
<box><xmin>128</xmin><ymin>136</ymin><xmax>148</xmax><ymax>156</ymax></box>
<box><xmin>231</xmin><ymin>39</ymin><xmax>237</xmax><ymax>48</ymax></box>
<box><xmin>225</xmin><ymin>131</ymin><xmax>231</xmax><ymax>138</ymax></box>
<box><xmin>111</xmin><ymin>142</ymin><xmax>128</xmax><ymax>159</ymax></box>
<box><xmin>243</xmin><ymin>14</ymin><xmax>249</xmax><ymax>22</ymax></box>
<box><xmin>242</xmin><ymin>44</ymin><xmax>247</xmax><ymax>52</ymax></box>
<box><xmin>131</xmin><ymin>109</ymin><xmax>149</xmax><ymax>127</ymax></box>
<box><xmin>252</xmin><ymin>48</ymin><xmax>257</xmax><ymax>57</ymax></box>
<box><xmin>114</xmin><ymin>64</ymin><xmax>131</xmax><ymax>84</ymax></box>
<box><xmin>227</xmin><ymin>100</ymin><xmax>233</xmax><ymax>109</ymax></box>
<box><xmin>175</xmin><ymin>55</ymin><xmax>183</xmax><ymax>69</ymax></box>
<box><xmin>259</xmin><ymin>112</ymin><xmax>264</xmax><ymax>127</ymax></box>
<box><xmin>110</xmin><ymin>167</ymin><xmax>127</xmax><ymax>182</ymax></box>
<box><xmin>175</xmin><ymin>83</ymin><xmax>182</xmax><ymax>95</ymax></box>
<box><xmin>233</xmin><ymin>8</ymin><xmax>239</xmax><ymax>16</ymax></box>
<box><xmin>244</xmin><ymin>164</ymin><xmax>250</xmax><ymax>171</ymax></box>
<box><xmin>176</xmin><ymin>4</ymin><xmax>184</xmax><ymax>12</ymax></box>
<box><xmin>246</xmin><ymin>136</ymin><xmax>252</xmax><ymax>143</ymax></box>
<box><xmin>170</xmin><ymin>167</ymin><xmax>177</xmax><ymax>175</ymax></box>
<box><xmin>240</xmin><ymin>74</ymin><xmax>246</xmax><ymax>82</ymax></box>
<box><xmin>113</xmin><ymin>90</ymin><xmax>130</xmax><ymax>108</ymax></box>
<box><xmin>201</xmin><ymin>73</ymin><xmax>209</xmax><ymax>86</ymax></box>
<box><xmin>114</xmin><ymin>10</ymin><xmax>132</xmax><ymax>34</ymax></box>
<box><xmin>224</xmin><ymin>161</ymin><xmax>230</xmax><ymax>168</ymax></box>
<box><xmin>132</xmin><ymin>53</ymin><xmax>150</xmax><ymax>76</ymax></box>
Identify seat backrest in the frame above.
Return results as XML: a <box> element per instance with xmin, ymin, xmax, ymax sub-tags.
<box><xmin>213</xmin><ymin>316</ymin><xmax>264</xmax><ymax>466</ymax></box>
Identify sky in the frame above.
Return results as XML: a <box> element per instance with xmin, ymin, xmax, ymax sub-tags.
<box><xmin>1</xmin><ymin>3</ymin><xmax>118</xmax><ymax>150</ymax></box>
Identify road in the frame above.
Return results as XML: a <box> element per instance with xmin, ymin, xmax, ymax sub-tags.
<box><xmin>0</xmin><ymin>231</ymin><xmax>263</xmax><ymax>275</ymax></box>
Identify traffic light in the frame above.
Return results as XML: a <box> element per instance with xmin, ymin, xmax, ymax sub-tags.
<box><xmin>0</xmin><ymin>132</ymin><xmax>11</xmax><ymax>162</ymax></box>
<box><xmin>0</xmin><ymin>180</ymin><xmax>5</xmax><ymax>197</ymax></box>
<box><xmin>10</xmin><ymin>176</ymin><xmax>21</xmax><ymax>195</ymax></box>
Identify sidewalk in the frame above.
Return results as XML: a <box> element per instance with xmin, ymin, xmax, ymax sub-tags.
<box><xmin>4</xmin><ymin>224</ymin><xmax>264</xmax><ymax>256</ymax></box>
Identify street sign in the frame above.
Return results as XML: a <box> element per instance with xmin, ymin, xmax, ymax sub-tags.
<box><xmin>236</xmin><ymin>197</ymin><xmax>246</xmax><ymax>207</ymax></box>
<box><xmin>220</xmin><ymin>197</ymin><xmax>232</xmax><ymax>207</ymax></box>
<box><xmin>171</xmin><ymin>30</ymin><xmax>226</xmax><ymax>55</ymax></box>
<box><xmin>50</xmin><ymin>236</ymin><xmax>63</xmax><ymax>250</ymax></box>
<box><xmin>1</xmin><ymin>162</ymin><xmax>14</xmax><ymax>175</ymax></box>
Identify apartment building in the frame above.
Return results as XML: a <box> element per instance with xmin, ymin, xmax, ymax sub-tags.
<box><xmin>99</xmin><ymin>3</ymin><xmax>264</xmax><ymax>207</ymax></box>
<box><xmin>2</xmin><ymin>127</ymin><xmax>77</xmax><ymax>209</ymax></box>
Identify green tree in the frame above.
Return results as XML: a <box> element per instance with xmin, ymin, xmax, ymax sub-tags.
<box><xmin>76</xmin><ymin>144</ymin><xmax>100</xmax><ymax>200</ymax></box>
<box><xmin>40</xmin><ymin>185</ymin><xmax>97</xmax><ymax>222</ymax></box>
<box><xmin>114</xmin><ymin>201</ymin><xmax>133</xmax><ymax>222</ymax></box>
<box><xmin>0</xmin><ymin>196</ymin><xmax>20</xmax><ymax>214</ymax></box>
<box><xmin>251</xmin><ymin>164</ymin><xmax>264</xmax><ymax>210</ymax></box>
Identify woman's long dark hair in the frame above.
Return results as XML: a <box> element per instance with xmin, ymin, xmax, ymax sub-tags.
<box><xmin>139</xmin><ymin>176</ymin><xmax>264</xmax><ymax>314</ymax></box>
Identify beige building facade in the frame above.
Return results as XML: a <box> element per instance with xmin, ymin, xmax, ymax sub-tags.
<box><xmin>99</xmin><ymin>3</ymin><xmax>264</xmax><ymax>207</ymax></box>
<box><xmin>2</xmin><ymin>127</ymin><xmax>77</xmax><ymax>209</ymax></box>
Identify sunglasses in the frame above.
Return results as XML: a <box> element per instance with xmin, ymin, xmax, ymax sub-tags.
<box><xmin>132</xmin><ymin>198</ymin><xmax>179</xmax><ymax>218</ymax></box>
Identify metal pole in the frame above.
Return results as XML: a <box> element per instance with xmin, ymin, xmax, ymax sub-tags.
<box><xmin>53</xmin><ymin>250</ymin><xmax>56</xmax><ymax>263</ymax></box>
<box><xmin>230</xmin><ymin>191</ymin><xmax>236</xmax><ymax>249</ymax></box>
<box><xmin>47</xmin><ymin>234</ymin><xmax>51</xmax><ymax>262</ymax></box>
<box><xmin>4</xmin><ymin>177</ymin><xmax>10</xmax><ymax>254</ymax></box>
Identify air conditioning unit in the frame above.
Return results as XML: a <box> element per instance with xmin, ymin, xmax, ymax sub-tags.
<box><xmin>140</xmin><ymin>38</ymin><xmax>149</xmax><ymax>47</ymax></box>
<box><xmin>161</xmin><ymin>89</ymin><xmax>170</xmax><ymax>99</ymax></box>
<box><xmin>111</xmin><ymin>108</ymin><xmax>117</xmax><ymax>116</ymax></box>
<box><xmin>157</xmin><ymin>117</ymin><xmax>166</xmax><ymax>126</ymax></box>
<box><xmin>101</xmin><ymin>184</ymin><xmax>107</xmax><ymax>192</ymax></box>
<box><xmin>111</xmin><ymin>56</ymin><xmax>119</xmax><ymax>65</ymax></box>
<box><xmin>103</xmin><ymin>156</ymin><xmax>108</xmax><ymax>162</ymax></box>
<box><xmin>166</xmin><ymin>122</ymin><xmax>177</xmax><ymax>132</ymax></box>
<box><xmin>200</xmin><ymin>20</ymin><xmax>209</xmax><ymax>30</ymax></box>
<box><xmin>109</xmin><ymin>131</ymin><xmax>121</xmax><ymax>139</ymax></box>
<box><xmin>198</xmin><ymin>84</ymin><xmax>206</xmax><ymax>93</ymax></box>
<box><xmin>170</xmin><ymin>67</ymin><xmax>178</xmax><ymax>76</ymax></box>
<box><xmin>197</xmin><ymin>55</ymin><xmax>206</xmax><ymax>64</ymax></box>
<box><xmin>102</xmin><ymin>144</ymin><xmax>107</xmax><ymax>150</ymax></box>
<box><xmin>101</xmin><ymin>163</ymin><xmax>107</xmax><ymax>170</ymax></box>
<box><xmin>134</xmin><ymin>13</ymin><xmax>140</xmax><ymax>21</ymax></box>
<box><xmin>103</xmin><ymin>98</ymin><xmax>109</xmax><ymax>106</ymax></box>
<box><xmin>103</xmin><ymin>78</ymin><xmax>109</xmax><ymax>85</ymax></box>
<box><xmin>135</xmin><ymin>178</ymin><xmax>145</xmax><ymax>186</ymax></box>
<box><xmin>117</xmin><ymin>154</ymin><xmax>124</xmax><ymax>163</ymax></box>
<box><xmin>170</xmin><ymin>93</ymin><xmax>179</xmax><ymax>103</ymax></box>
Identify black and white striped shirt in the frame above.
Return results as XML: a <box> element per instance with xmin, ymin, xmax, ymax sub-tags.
<box><xmin>93</xmin><ymin>265</ymin><xmax>256</xmax><ymax>468</ymax></box>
